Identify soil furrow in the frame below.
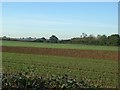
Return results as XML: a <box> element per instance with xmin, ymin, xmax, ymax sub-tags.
<box><xmin>1</xmin><ymin>46</ymin><xmax>118</xmax><ymax>60</ymax></box>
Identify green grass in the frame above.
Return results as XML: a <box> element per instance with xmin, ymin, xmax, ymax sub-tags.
<box><xmin>2</xmin><ymin>52</ymin><xmax>118</xmax><ymax>88</ymax></box>
<box><xmin>1</xmin><ymin>40</ymin><xmax>118</xmax><ymax>51</ymax></box>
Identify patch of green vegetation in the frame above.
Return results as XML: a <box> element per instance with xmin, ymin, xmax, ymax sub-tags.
<box><xmin>2</xmin><ymin>52</ymin><xmax>118</xmax><ymax>88</ymax></box>
<box><xmin>2</xmin><ymin>73</ymin><xmax>99</xmax><ymax>89</ymax></box>
<box><xmin>2</xmin><ymin>40</ymin><xmax>118</xmax><ymax>51</ymax></box>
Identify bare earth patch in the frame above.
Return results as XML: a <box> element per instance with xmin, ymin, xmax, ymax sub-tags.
<box><xmin>1</xmin><ymin>46</ymin><xmax>118</xmax><ymax>60</ymax></box>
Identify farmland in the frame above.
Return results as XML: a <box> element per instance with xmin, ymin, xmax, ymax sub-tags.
<box><xmin>2</xmin><ymin>52</ymin><xmax>118</xmax><ymax>88</ymax></box>
<box><xmin>1</xmin><ymin>40</ymin><xmax>119</xmax><ymax>88</ymax></box>
<box><xmin>2</xmin><ymin>40</ymin><xmax>118</xmax><ymax>51</ymax></box>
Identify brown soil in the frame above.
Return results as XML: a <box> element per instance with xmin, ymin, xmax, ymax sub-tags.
<box><xmin>1</xmin><ymin>46</ymin><xmax>118</xmax><ymax>60</ymax></box>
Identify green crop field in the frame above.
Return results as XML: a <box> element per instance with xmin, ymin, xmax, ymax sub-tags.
<box><xmin>2</xmin><ymin>40</ymin><xmax>118</xmax><ymax>51</ymax></box>
<box><xmin>1</xmin><ymin>40</ymin><xmax>119</xmax><ymax>88</ymax></box>
<box><xmin>2</xmin><ymin>52</ymin><xmax>118</xmax><ymax>88</ymax></box>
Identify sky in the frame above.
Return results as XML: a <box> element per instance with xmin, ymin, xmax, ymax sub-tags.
<box><xmin>2</xmin><ymin>2</ymin><xmax>118</xmax><ymax>39</ymax></box>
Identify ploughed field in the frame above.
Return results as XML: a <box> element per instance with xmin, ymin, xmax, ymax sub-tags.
<box><xmin>2</xmin><ymin>46</ymin><xmax>118</xmax><ymax>60</ymax></box>
<box><xmin>1</xmin><ymin>41</ymin><xmax>118</xmax><ymax>88</ymax></box>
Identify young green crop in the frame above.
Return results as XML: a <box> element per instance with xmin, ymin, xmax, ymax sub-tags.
<box><xmin>2</xmin><ymin>52</ymin><xmax>118</xmax><ymax>88</ymax></box>
<box><xmin>2</xmin><ymin>40</ymin><xmax>118</xmax><ymax>51</ymax></box>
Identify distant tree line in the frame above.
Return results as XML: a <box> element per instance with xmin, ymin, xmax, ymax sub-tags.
<box><xmin>62</xmin><ymin>33</ymin><xmax>120</xmax><ymax>46</ymax></box>
<box><xmin>1</xmin><ymin>33</ymin><xmax>120</xmax><ymax>46</ymax></box>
